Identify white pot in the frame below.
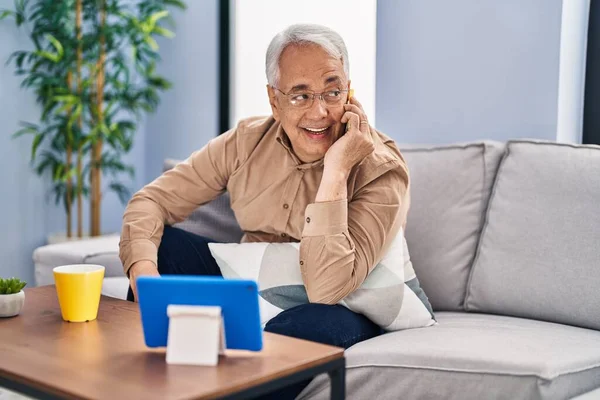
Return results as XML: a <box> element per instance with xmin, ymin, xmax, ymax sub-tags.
<box><xmin>0</xmin><ymin>291</ymin><xmax>25</xmax><ymax>317</ymax></box>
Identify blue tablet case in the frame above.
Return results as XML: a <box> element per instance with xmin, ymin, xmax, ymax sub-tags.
<box><xmin>136</xmin><ymin>276</ymin><xmax>263</xmax><ymax>351</ymax></box>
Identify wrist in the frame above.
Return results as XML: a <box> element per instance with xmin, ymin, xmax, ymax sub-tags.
<box><xmin>130</xmin><ymin>260</ymin><xmax>157</xmax><ymax>275</ymax></box>
<box><xmin>322</xmin><ymin>165</ymin><xmax>350</xmax><ymax>182</ymax></box>
<box><xmin>316</xmin><ymin>167</ymin><xmax>349</xmax><ymax>203</ymax></box>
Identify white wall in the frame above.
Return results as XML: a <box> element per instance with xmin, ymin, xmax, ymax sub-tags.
<box><xmin>556</xmin><ymin>0</ymin><xmax>590</xmax><ymax>143</ymax></box>
<box><xmin>376</xmin><ymin>0</ymin><xmax>580</xmax><ymax>145</ymax></box>
<box><xmin>0</xmin><ymin>5</ymin><xmax>64</xmax><ymax>284</ymax></box>
<box><xmin>231</xmin><ymin>0</ymin><xmax>377</xmax><ymax>129</ymax></box>
<box><xmin>144</xmin><ymin>1</ymin><xmax>219</xmax><ymax>181</ymax></box>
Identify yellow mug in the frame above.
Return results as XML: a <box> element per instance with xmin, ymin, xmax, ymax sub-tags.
<box><xmin>53</xmin><ymin>264</ymin><xmax>105</xmax><ymax>322</ymax></box>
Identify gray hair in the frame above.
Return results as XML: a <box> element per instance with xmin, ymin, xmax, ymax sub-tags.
<box><xmin>265</xmin><ymin>24</ymin><xmax>350</xmax><ymax>87</ymax></box>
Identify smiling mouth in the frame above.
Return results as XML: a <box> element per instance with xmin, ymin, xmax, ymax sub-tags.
<box><xmin>302</xmin><ymin>126</ymin><xmax>331</xmax><ymax>139</ymax></box>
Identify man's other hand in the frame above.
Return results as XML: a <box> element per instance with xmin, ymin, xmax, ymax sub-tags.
<box><xmin>129</xmin><ymin>260</ymin><xmax>160</xmax><ymax>302</ymax></box>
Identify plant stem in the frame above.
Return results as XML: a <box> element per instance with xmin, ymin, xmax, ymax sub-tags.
<box><xmin>77</xmin><ymin>149</ymin><xmax>83</xmax><ymax>237</ymax></box>
<box><xmin>66</xmin><ymin>71</ymin><xmax>73</xmax><ymax>239</ymax></box>
<box><xmin>76</xmin><ymin>0</ymin><xmax>83</xmax><ymax>238</ymax></box>
<box><xmin>91</xmin><ymin>0</ymin><xmax>106</xmax><ymax>237</ymax></box>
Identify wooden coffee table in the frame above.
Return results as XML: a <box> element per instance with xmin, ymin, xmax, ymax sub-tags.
<box><xmin>0</xmin><ymin>286</ymin><xmax>345</xmax><ymax>399</ymax></box>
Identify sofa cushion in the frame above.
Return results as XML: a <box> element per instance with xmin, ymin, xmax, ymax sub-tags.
<box><xmin>571</xmin><ymin>387</ymin><xmax>600</xmax><ymax>400</ymax></box>
<box><xmin>33</xmin><ymin>234</ymin><xmax>122</xmax><ymax>286</ymax></box>
<box><xmin>208</xmin><ymin>230</ymin><xmax>435</xmax><ymax>331</ymax></box>
<box><xmin>400</xmin><ymin>142</ymin><xmax>505</xmax><ymax>311</ymax></box>
<box><xmin>163</xmin><ymin>159</ymin><xmax>244</xmax><ymax>243</ymax></box>
<box><xmin>465</xmin><ymin>141</ymin><xmax>600</xmax><ymax>330</ymax></box>
<box><xmin>299</xmin><ymin>312</ymin><xmax>600</xmax><ymax>400</ymax></box>
<box><xmin>102</xmin><ymin>277</ymin><xmax>129</xmax><ymax>300</ymax></box>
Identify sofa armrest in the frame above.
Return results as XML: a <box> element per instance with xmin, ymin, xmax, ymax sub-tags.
<box><xmin>33</xmin><ymin>234</ymin><xmax>124</xmax><ymax>286</ymax></box>
<box><xmin>569</xmin><ymin>387</ymin><xmax>600</xmax><ymax>400</ymax></box>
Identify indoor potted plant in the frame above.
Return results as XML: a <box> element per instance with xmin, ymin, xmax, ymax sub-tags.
<box><xmin>1</xmin><ymin>0</ymin><xmax>185</xmax><ymax>242</ymax></box>
<box><xmin>0</xmin><ymin>278</ymin><xmax>27</xmax><ymax>317</ymax></box>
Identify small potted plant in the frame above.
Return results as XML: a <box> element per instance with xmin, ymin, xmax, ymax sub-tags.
<box><xmin>0</xmin><ymin>278</ymin><xmax>27</xmax><ymax>317</ymax></box>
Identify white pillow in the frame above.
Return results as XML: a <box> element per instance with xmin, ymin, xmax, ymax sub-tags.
<box><xmin>208</xmin><ymin>230</ymin><xmax>435</xmax><ymax>331</ymax></box>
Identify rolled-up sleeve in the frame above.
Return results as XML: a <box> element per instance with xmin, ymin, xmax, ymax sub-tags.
<box><xmin>299</xmin><ymin>161</ymin><xmax>409</xmax><ymax>304</ymax></box>
<box><xmin>303</xmin><ymin>200</ymin><xmax>348</xmax><ymax>236</ymax></box>
<box><xmin>119</xmin><ymin>129</ymin><xmax>240</xmax><ymax>276</ymax></box>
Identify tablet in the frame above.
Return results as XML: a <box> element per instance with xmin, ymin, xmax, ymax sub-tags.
<box><xmin>136</xmin><ymin>276</ymin><xmax>263</xmax><ymax>351</ymax></box>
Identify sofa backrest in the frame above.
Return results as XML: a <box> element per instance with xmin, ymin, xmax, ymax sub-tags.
<box><xmin>464</xmin><ymin>140</ymin><xmax>600</xmax><ymax>331</ymax></box>
<box><xmin>400</xmin><ymin>142</ymin><xmax>505</xmax><ymax>311</ymax></box>
<box><xmin>163</xmin><ymin>159</ymin><xmax>244</xmax><ymax>243</ymax></box>
<box><xmin>165</xmin><ymin>142</ymin><xmax>507</xmax><ymax>314</ymax></box>
<box><xmin>166</xmin><ymin>140</ymin><xmax>600</xmax><ymax>329</ymax></box>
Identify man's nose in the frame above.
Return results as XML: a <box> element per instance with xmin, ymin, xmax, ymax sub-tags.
<box><xmin>306</xmin><ymin>95</ymin><xmax>328</xmax><ymax>118</ymax></box>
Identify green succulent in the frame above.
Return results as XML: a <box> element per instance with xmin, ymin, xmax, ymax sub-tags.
<box><xmin>0</xmin><ymin>278</ymin><xmax>27</xmax><ymax>295</ymax></box>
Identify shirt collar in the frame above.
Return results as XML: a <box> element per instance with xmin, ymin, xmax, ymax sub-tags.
<box><xmin>275</xmin><ymin>123</ymin><xmax>324</xmax><ymax>169</ymax></box>
<box><xmin>275</xmin><ymin>123</ymin><xmax>292</xmax><ymax>150</ymax></box>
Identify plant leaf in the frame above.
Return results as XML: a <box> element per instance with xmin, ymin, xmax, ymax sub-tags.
<box><xmin>31</xmin><ymin>133</ymin><xmax>44</xmax><ymax>161</ymax></box>
<box><xmin>144</xmin><ymin>36</ymin><xmax>159</xmax><ymax>51</ymax></box>
<box><xmin>108</xmin><ymin>182</ymin><xmax>131</xmax><ymax>205</ymax></box>
<box><xmin>13</xmin><ymin>0</ymin><xmax>27</xmax><ymax>27</ymax></box>
<box><xmin>53</xmin><ymin>163</ymin><xmax>64</xmax><ymax>181</ymax></box>
<box><xmin>35</xmin><ymin>151</ymin><xmax>58</xmax><ymax>175</ymax></box>
<box><xmin>0</xmin><ymin>277</ymin><xmax>26</xmax><ymax>294</ymax></box>
<box><xmin>152</xmin><ymin>26</ymin><xmax>174</xmax><ymax>39</ymax></box>
<box><xmin>45</xmin><ymin>34</ymin><xmax>64</xmax><ymax>60</ymax></box>
<box><xmin>12</xmin><ymin>125</ymin><xmax>38</xmax><ymax>139</ymax></box>
<box><xmin>33</xmin><ymin>50</ymin><xmax>59</xmax><ymax>63</ymax></box>
<box><xmin>53</xmin><ymin>94</ymin><xmax>78</xmax><ymax>104</ymax></box>
<box><xmin>66</xmin><ymin>104</ymin><xmax>82</xmax><ymax>137</ymax></box>
<box><xmin>148</xmin><ymin>10</ymin><xmax>169</xmax><ymax>26</ymax></box>
<box><xmin>164</xmin><ymin>0</ymin><xmax>187</xmax><ymax>10</ymax></box>
<box><xmin>0</xmin><ymin>9</ymin><xmax>14</xmax><ymax>20</ymax></box>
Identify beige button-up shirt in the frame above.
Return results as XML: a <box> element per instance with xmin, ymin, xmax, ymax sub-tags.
<box><xmin>119</xmin><ymin>116</ymin><xmax>410</xmax><ymax>304</ymax></box>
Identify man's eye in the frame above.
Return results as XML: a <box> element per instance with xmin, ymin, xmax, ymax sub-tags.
<box><xmin>326</xmin><ymin>90</ymin><xmax>342</xmax><ymax>98</ymax></box>
<box><xmin>291</xmin><ymin>94</ymin><xmax>310</xmax><ymax>101</ymax></box>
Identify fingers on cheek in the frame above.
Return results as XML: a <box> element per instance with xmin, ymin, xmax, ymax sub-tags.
<box><xmin>344</xmin><ymin>104</ymin><xmax>365</xmax><ymax>120</ymax></box>
<box><xmin>345</xmin><ymin>105</ymin><xmax>362</xmax><ymax>115</ymax></box>
<box><xmin>342</xmin><ymin>111</ymin><xmax>361</xmax><ymax>125</ymax></box>
<box><xmin>351</xmin><ymin>97</ymin><xmax>363</xmax><ymax>109</ymax></box>
<box><xmin>342</xmin><ymin>111</ymin><xmax>357</xmax><ymax>122</ymax></box>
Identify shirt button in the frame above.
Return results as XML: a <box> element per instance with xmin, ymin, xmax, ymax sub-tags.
<box><xmin>299</xmin><ymin>261</ymin><xmax>304</xmax><ymax>266</ymax></box>
<box><xmin>306</xmin><ymin>217</ymin><xmax>311</xmax><ymax>223</ymax></box>
<box><xmin>281</xmin><ymin>233</ymin><xmax>287</xmax><ymax>238</ymax></box>
<box><xmin>283</xmin><ymin>204</ymin><xmax>289</xmax><ymax>209</ymax></box>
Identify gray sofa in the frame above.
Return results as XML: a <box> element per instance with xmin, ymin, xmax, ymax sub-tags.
<box><xmin>33</xmin><ymin>140</ymin><xmax>600</xmax><ymax>400</ymax></box>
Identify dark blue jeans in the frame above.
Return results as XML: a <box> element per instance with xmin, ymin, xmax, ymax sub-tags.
<box><xmin>128</xmin><ymin>226</ymin><xmax>383</xmax><ymax>399</ymax></box>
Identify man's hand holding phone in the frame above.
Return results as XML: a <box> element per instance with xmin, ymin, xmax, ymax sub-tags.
<box><xmin>323</xmin><ymin>94</ymin><xmax>375</xmax><ymax>177</ymax></box>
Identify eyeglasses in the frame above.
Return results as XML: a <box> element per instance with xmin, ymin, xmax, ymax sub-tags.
<box><xmin>272</xmin><ymin>87</ymin><xmax>349</xmax><ymax>109</ymax></box>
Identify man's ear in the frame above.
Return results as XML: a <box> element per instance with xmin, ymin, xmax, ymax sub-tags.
<box><xmin>347</xmin><ymin>80</ymin><xmax>351</xmax><ymax>91</ymax></box>
<box><xmin>267</xmin><ymin>85</ymin><xmax>280</xmax><ymax>121</ymax></box>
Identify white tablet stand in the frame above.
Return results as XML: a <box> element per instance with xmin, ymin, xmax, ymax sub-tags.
<box><xmin>166</xmin><ymin>305</ymin><xmax>226</xmax><ymax>366</ymax></box>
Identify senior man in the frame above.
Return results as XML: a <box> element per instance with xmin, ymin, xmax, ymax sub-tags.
<box><xmin>120</xmin><ymin>23</ymin><xmax>409</xmax><ymax>399</ymax></box>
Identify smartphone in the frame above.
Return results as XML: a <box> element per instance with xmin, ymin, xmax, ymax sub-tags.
<box><xmin>344</xmin><ymin>88</ymin><xmax>354</xmax><ymax>134</ymax></box>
